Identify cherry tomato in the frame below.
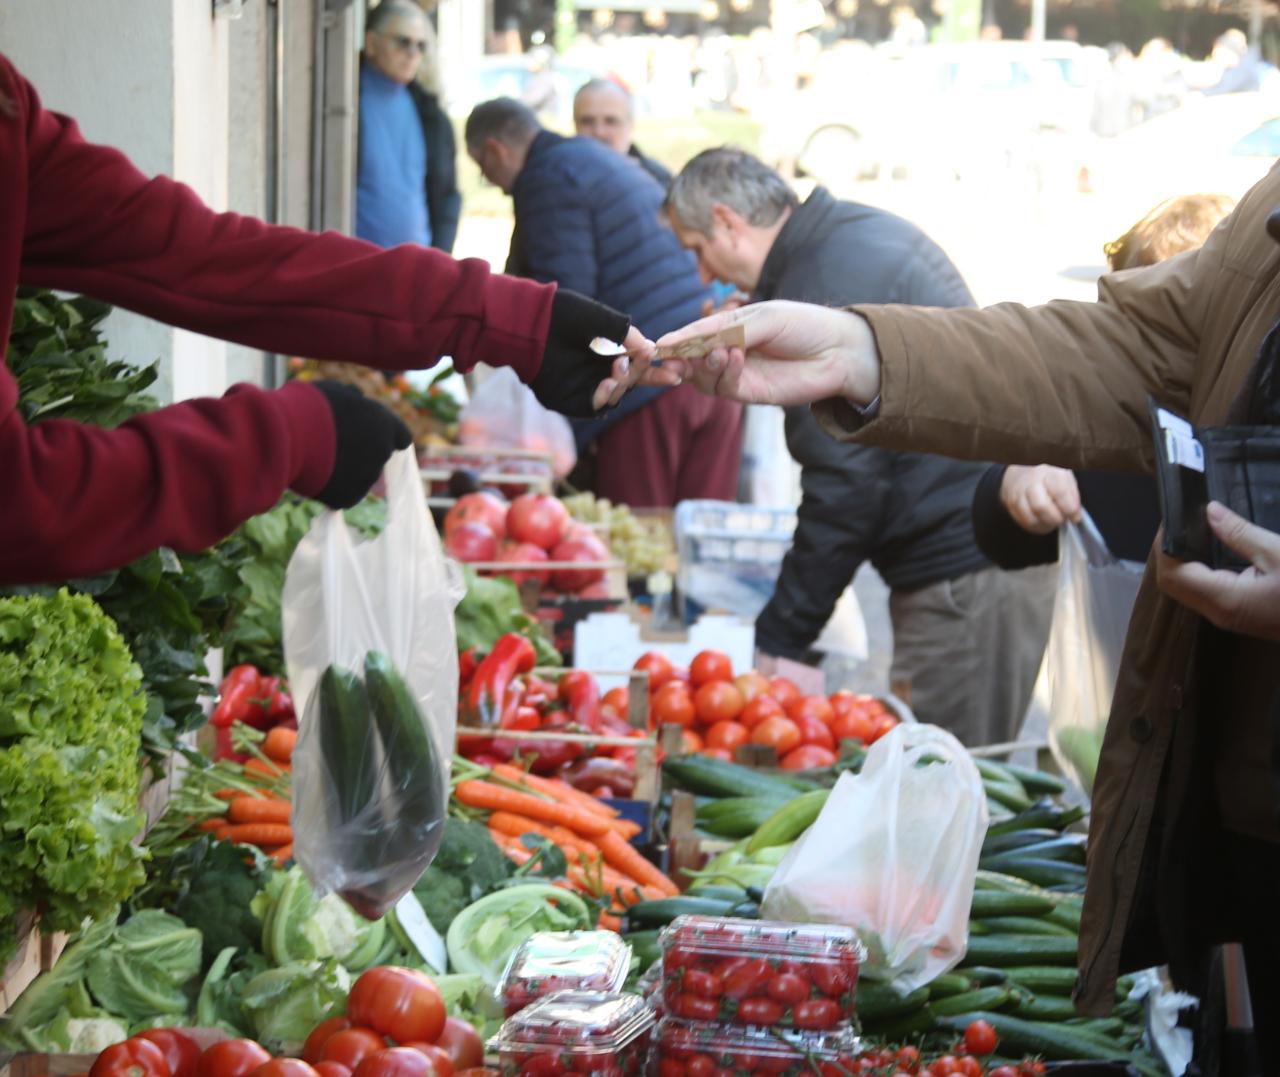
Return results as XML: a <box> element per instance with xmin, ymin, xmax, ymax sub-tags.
<box><xmin>652</xmin><ymin>682</ymin><xmax>696</xmax><ymax>728</ymax></box>
<box><xmin>137</xmin><ymin>1030</ymin><xmax>200</xmax><ymax>1077</ymax></box>
<box><xmin>792</xmin><ymin>997</ymin><xmax>843</xmax><ymax>1030</ymax></box>
<box><xmin>249</xmin><ymin>1063</ymin><xmax>320</xmax><ymax>1077</ymax></box>
<box><xmin>682</xmin><ymin>968</ymin><xmax>721</xmax><ymax>999</ymax></box>
<box><xmin>435</xmin><ymin>1019</ymin><xmax>484</xmax><ymax>1072</ymax></box>
<box><xmin>740</xmin><ymin>695</ymin><xmax>784</xmax><ymax>730</ymax></box>
<box><xmin>322</xmin><ymin>1029</ymin><xmax>390</xmax><ymax>1071</ymax></box>
<box><xmin>1018</xmin><ymin>1065</ymin><xmax>1046</xmax><ymax>1077</ymax></box>
<box><xmin>453</xmin><ymin>1070</ymin><xmax>500</xmax><ymax>1077</ymax></box>
<box><xmin>987</xmin><ymin>1068</ymin><xmax>1020</xmax><ymax>1077</ymax></box>
<box><xmin>929</xmin><ymin>1058</ymin><xmax>960</xmax><ymax>1077</ymax></box>
<box><xmin>685</xmin><ymin>1057</ymin><xmax>715</xmax><ymax>1077</ymax></box>
<box><xmin>810</xmin><ymin>961</ymin><xmax>855</xmax><ymax>997</ymax></box>
<box><xmin>675</xmin><ymin>994</ymin><xmax>720</xmax><ymax>1021</ymax></box>
<box><xmin>91</xmin><ymin>1038</ymin><xmax>172</xmax><ymax>1077</ymax></box>
<box><xmin>347</xmin><ymin>967</ymin><xmax>446</xmax><ymax>1045</ymax></box>
<box><xmin>766</xmin><ymin>972</ymin><xmax>810</xmax><ymax>1006</ymax></box>
<box><xmin>705</xmin><ymin>720</ymin><xmax>750</xmax><ymax>752</ymax></box>
<box><xmin>353</xmin><ymin>1049</ymin><xmax>441</xmax><ymax>1077</ymax></box>
<box><xmin>721</xmin><ymin>958</ymin><xmax>772</xmax><ymax>999</ymax></box>
<box><xmin>518</xmin><ymin>1059</ymin><xmax>563</xmax><ymax>1077</ymax></box>
<box><xmin>766</xmin><ymin>677</ymin><xmax>800</xmax><ymax>708</ymax></box>
<box><xmin>635</xmin><ymin>652</ymin><xmax>676</xmax><ymax>693</ymax></box>
<box><xmin>657</xmin><ymin>1061</ymin><xmax>685</xmax><ymax>1077</ymax></box>
<box><xmin>399</xmin><ymin>1046</ymin><xmax>453</xmax><ymax>1077</ymax></box>
<box><xmin>737</xmin><ymin>997</ymin><xmax>785</xmax><ymax>1026</ymax></box>
<box><xmin>304</xmin><ymin>1017</ymin><xmax>354</xmax><ymax>1065</ymax></box>
<box><xmin>894</xmin><ymin>1047</ymin><xmax>920</xmax><ymax>1071</ymax></box>
<box><xmin>955</xmin><ymin>1059</ymin><xmax>982</xmax><ymax>1077</ymax></box>
<box><xmin>314</xmin><ymin>1066</ymin><xmax>352</xmax><ymax>1077</ymax></box>
<box><xmin>963</xmin><ymin>1019</ymin><xmax>998</xmax><ymax>1057</ymax></box>
<box><xmin>197</xmin><ymin>1041</ymin><xmax>272</xmax><ymax>1077</ymax></box>
<box><xmin>750</xmin><ymin>715</ymin><xmax>802</xmax><ymax>755</ymax></box>
<box><xmin>690</xmin><ymin>649</ymin><xmax>733</xmax><ymax>686</ymax></box>
<box><xmin>695</xmin><ymin>681</ymin><xmax>745</xmax><ymax>725</ymax></box>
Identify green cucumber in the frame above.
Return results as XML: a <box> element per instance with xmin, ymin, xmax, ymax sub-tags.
<box><xmin>983</xmin><ymin>780</ymin><xmax>1034</xmax><ymax>814</ymax></box>
<box><xmin>998</xmin><ymin>762</ymin><xmax>1068</xmax><ymax>796</ymax></box>
<box><xmin>963</xmin><ymin>966</ymin><xmax>1012</xmax><ymax>986</ymax></box>
<box><xmin>684</xmin><ymin>885</ymin><xmax>750</xmax><ymax>902</ymax></box>
<box><xmin>625</xmin><ymin>928</ymin><xmax>662</xmax><ymax>970</ymax></box>
<box><xmin>930</xmin><ymin>984</ymin><xmax>1011</xmax><ymax>1016</ymax></box>
<box><xmin>1067</xmin><ymin>1016</ymin><xmax>1127</xmax><ymax>1038</ymax></box>
<box><xmin>861</xmin><ymin>1004</ymin><xmax>935</xmax><ymax>1039</ymax></box>
<box><xmin>927</xmin><ymin>972</ymin><xmax>975</xmax><ymax>999</ymax></box>
<box><xmin>316</xmin><ymin>664</ymin><xmax>378</xmax><ymax>825</ymax></box>
<box><xmin>982</xmin><ymin>836</ymin><xmax>1087</xmax><ymax>867</ymax></box>
<box><xmin>986</xmin><ymin>803</ymin><xmax>1086</xmax><ymax>837</ymax></box>
<box><xmin>663</xmin><ymin>755</ymin><xmax>815</xmax><ymax>799</ymax></box>
<box><xmin>981</xmin><ymin>828</ymin><xmax>1064</xmax><ymax>857</ymax></box>
<box><xmin>935</xmin><ymin>1012</ymin><xmax>1131</xmax><ymax>1063</ymax></box>
<box><xmin>961</xmin><ymin>934</ymin><xmax>1078</xmax><ymax>967</ymax></box>
<box><xmin>698</xmin><ymin>798</ymin><xmax>792</xmax><ymax>838</ymax></box>
<box><xmin>1046</xmin><ymin>903</ymin><xmax>1084</xmax><ymax>932</ymax></box>
<box><xmin>697</xmin><ymin>794</ymin><xmax>787</xmax><ymax>820</ymax></box>
<box><xmin>976</xmin><ymin>870</ymin><xmax>1086</xmax><ymax>907</ymax></box>
<box><xmin>969</xmin><ymin>890</ymin><xmax>1055</xmax><ymax>918</ymax></box>
<box><xmin>1008</xmin><ymin>966</ymin><xmax>1083</xmax><ymax>995</ymax></box>
<box><xmin>746</xmin><ymin>788</ymin><xmax>829</xmax><ymax>852</ymax></box>
<box><xmin>856</xmin><ymin>982</ymin><xmax>931</xmax><ymax>1021</ymax></box>
<box><xmin>983</xmin><ymin>858</ymin><xmax>1087</xmax><ymax>890</ymax></box>
<box><xmin>1015</xmin><ymin>994</ymin><xmax>1081</xmax><ymax>1021</ymax></box>
<box><xmin>626</xmin><ymin>895</ymin><xmax>739</xmax><ymax>928</ymax></box>
<box><xmin>976</xmin><ymin>916</ymin><xmax>1075</xmax><ymax>938</ymax></box>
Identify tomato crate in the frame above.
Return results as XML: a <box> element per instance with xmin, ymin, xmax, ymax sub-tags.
<box><xmin>420</xmin><ymin>446</ymin><xmax>556</xmax><ymax>497</ymax></box>
<box><xmin>653</xmin><ymin>1017</ymin><xmax>861</xmax><ymax>1077</ymax></box>
<box><xmin>488</xmin><ymin>991</ymin><xmax>654</xmax><ymax>1077</ymax></box>
<box><xmin>498</xmin><ymin>930</ymin><xmax>632</xmax><ymax>1016</ymax></box>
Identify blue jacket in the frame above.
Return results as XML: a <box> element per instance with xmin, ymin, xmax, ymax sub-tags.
<box><xmin>505</xmin><ymin>131</ymin><xmax>709</xmax><ymax>446</ymax></box>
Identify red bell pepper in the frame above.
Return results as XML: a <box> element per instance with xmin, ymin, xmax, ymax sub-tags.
<box><xmin>558</xmin><ymin>670</ymin><xmax>603</xmax><ymax>733</ymax></box>
<box><xmin>466</xmin><ymin>633</ymin><xmax>537</xmax><ymax>727</ymax></box>
<box><xmin>563</xmin><ymin>756</ymin><xmax>636</xmax><ymax>798</ymax></box>
<box><xmin>266</xmin><ymin>688</ymin><xmax>295</xmax><ymax>723</ymax></box>
<box><xmin>240</xmin><ymin>674</ymin><xmax>280</xmax><ymax>731</ymax></box>
<box><xmin>459</xmin><ymin>647</ymin><xmax>479</xmax><ymax>691</ymax></box>
<box><xmin>501</xmin><ymin>705</ymin><xmax>542</xmax><ymax>732</ymax></box>
<box><xmin>526</xmin><ymin>708</ymin><xmax>583</xmax><ymax>774</ymax></box>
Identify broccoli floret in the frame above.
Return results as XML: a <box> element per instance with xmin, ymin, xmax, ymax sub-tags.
<box><xmin>412</xmin><ymin>820</ymin><xmax>512</xmax><ymax>933</ymax></box>
<box><xmin>172</xmin><ymin>839</ymin><xmax>271</xmax><ymax>967</ymax></box>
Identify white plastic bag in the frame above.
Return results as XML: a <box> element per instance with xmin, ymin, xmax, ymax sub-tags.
<box><xmin>283</xmin><ymin>448</ymin><xmax>464</xmax><ymax>920</ymax></box>
<box><xmin>1042</xmin><ymin>514</ymin><xmax>1144</xmax><ymax>795</ymax></box>
<box><xmin>761</xmin><ymin>723</ymin><xmax>988</xmax><ymax>992</ymax></box>
<box><xmin>458</xmin><ymin>367</ymin><xmax>577</xmax><ymax>479</ymax></box>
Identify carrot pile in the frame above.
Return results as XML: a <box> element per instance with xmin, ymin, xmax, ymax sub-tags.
<box><xmin>453</xmin><ymin>761</ymin><xmax>678</xmax><ymax>922</ymax></box>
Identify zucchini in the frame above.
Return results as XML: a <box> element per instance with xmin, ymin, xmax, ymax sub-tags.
<box><xmin>1008</xmin><ymin>965</ymin><xmax>1083</xmax><ymax>995</ymax></box>
<box><xmin>935</xmin><ymin>1012</ymin><xmax>1130</xmax><ymax>1063</ymax></box>
<box><xmin>365</xmin><ymin>651</ymin><xmax>444</xmax><ymax>821</ymax></box>
<box><xmin>626</xmin><ymin>895</ymin><xmax>739</xmax><ymax>928</ymax></box>
<box><xmin>926</xmin><ymin>972</ymin><xmax>975</xmax><ymax>999</ymax></box>
<box><xmin>746</xmin><ymin>789</ymin><xmax>829</xmax><ymax>853</ymax></box>
<box><xmin>961</xmin><ymin>934</ymin><xmax>1078</xmax><ymax>967</ymax></box>
<box><xmin>981</xmin><ymin>828</ymin><xmax>1064</xmax><ymax>857</ymax></box>
<box><xmin>976</xmin><ymin>916</ymin><xmax>1075</xmax><ymax>938</ymax></box>
<box><xmin>929</xmin><ymin>984</ymin><xmax>1011</xmax><ymax>1016</ymax></box>
<box><xmin>316</xmin><ymin>664</ymin><xmax>378</xmax><ymax>825</ymax></box>
<box><xmin>856</xmin><ymin>982</ymin><xmax>931</xmax><ymax>1021</ymax></box>
<box><xmin>968</xmin><ymin>890</ymin><xmax>1055</xmax><ymax>918</ymax></box>
<box><xmin>983</xmin><ymin>858</ymin><xmax>1087</xmax><ymax>890</ymax></box>
<box><xmin>663</xmin><ymin>755</ymin><xmax>814</xmax><ymax>799</ymax></box>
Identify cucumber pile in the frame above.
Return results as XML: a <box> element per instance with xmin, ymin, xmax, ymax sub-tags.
<box><xmin>635</xmin><ymin>752</ymin><xmax>1170</xmax><ymax>1074</ymax></box>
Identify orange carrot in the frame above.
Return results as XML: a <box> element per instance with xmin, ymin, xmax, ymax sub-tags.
<box><xmin>455</xmin><ymin>780</ymin><xmax>610</xmax><ymax>837</ymax></box>
<box><xmin>598</xmin><ymin>829</ymin><xmax>678</xmax><ymax>896</ymax></box>
<box><xmin>244</xmin><ymin>757</ymin><xmax>290</xmax><ymax>779</ymax></box>
<box><xmin>228</xmin><ymin>797</ymin><xmax>292</xmax><ymax>825</ymax></box>
<box><xmin>270</xmin><ymin>843</ymin><xmax>295</xmax><ymax>865</ymax></box>
<box><xmin>214</xmin><ymin>789</ymin><xmax>241</xmax><ymax>801</ymax></box>
<box><xmin>597</xmin><ymin>911</ymin><xmax>622</xmax><ymax>932</ymax></box>
<box><xmin>490</xmin><ymin>764</ymin><xmax>619</xmax><ymax>818</ymax></box>
<box><xmin>223</xmin><ymin>822</ymin><xmax>293</xmax><ymax>846</ymax></box>
<box><xmin>263</xmin><ymin>727</ymin><xmax>297</xmax><ymax>765</ymax></box>
<box><xmin>197</xmin><ymin>817</ymin><xmax>228</xmax><ymax>832</ymax></box>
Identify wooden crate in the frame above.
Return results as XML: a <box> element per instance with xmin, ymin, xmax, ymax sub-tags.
<box><xmin>420</xmin><ymin>446</ymin><xmax>556</xmax><ymax>496</ymax></box>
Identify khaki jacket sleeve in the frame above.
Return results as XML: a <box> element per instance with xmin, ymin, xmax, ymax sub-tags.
<box><xmin>814</xmin><ymin>223</ymin><xmax>1225</xmax><ymax>473</ymax></box>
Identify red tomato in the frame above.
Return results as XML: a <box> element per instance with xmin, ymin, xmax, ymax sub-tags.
<box><xmin>794</xmin><ymin>714</ymin><xmax>835</xmax><ymax>750</ymax></box>
<box><xmin>506</xmin><ymin>494</ymin><xmax>568</xmax><ymax>551</ymax></box>
<box><xmin>685</xmin><ymin>1056</ymin><xmax>715</xmax><ymax>1077</ymax></box>
<box><xmin>780</xmin><ymin>744</ymin><xmax>837</xmax><ymax>770</ymax></box>
<box><xmin>137</xmin><ymin>1030</ymin><xmax>200</xmax><ymax>1077</ymax></box>
<box><xmin>792</xmin><ymin>997</ymin><xmax>842</xmax><ymax>1030</ymax></box>
<box><xmin>314</xmin><ymin>1066</ymin><xmax>352</xmax><ymax>1077</ymax></box>
<box><xmin>786</xmin><ymin>695</ymin><xmax>835</xmax><ymax>726</ymax></box>
<box><xmin>635</xmin><ymin>652</ymin><xmax>676</xmax><ymax>693</ymax></box>
<box><xmin>928</xmin><ymin>1058</ymin><xmax>959</xmax><ymax>1077</ymax></box>
<box><xmin>733</xmin><ymin>672</ymin><xmax>770</xmax><ymax>702</ymax></box>
<box><xmin>810</xmin><ymin>961</ymin><xmax>855</xmax><ymax>997</ymax></box>
<box><xmin>602</xmin><ymin>686</ymin><xmax>630</xmax><ymax>716</ymax></box>
<box><xmin>682</xmin><ymin>968</ymin><xmax>721</xmax><ymax>998</ymax></box>
<box><xmin>322</xmin><ymin>1030</ymin><xmax>390</xmax><ymax>1071</ymax></box>
<box><xmin>721</xmin><ymin>957</ymin><xmax>772</xmax><ymax>999</ymax></box>
<box><xmin>657</xmin><ymin>1060</ymin><xmax>685</xmax><ymax>1077</ymax></box>
<box><xmin>868</xmin><ymin>713</ymin><xmax>900</xmax><ymax>743</ymax></box>
<box><xmin>766</xmin><ymin>677</ymin><xmax>801</xmax><ymax>709</ymax></box>
<box><xmin>765</xmin><ymin>973</ymin><xmax>810</xmax><ymax>1006</ymax></box>
<box><xmin>988</xmin><ymin>1069</ymin><xmax>1019</xmax><ymax>1077</ymax></box>
<box><xmin>954</xmin><ymin>1059</ymin><xmax>982</xmax><ymax>1077</ymax></box>
<box><xmin>750</xmin><ymin>716</ymin><xmax>802</xmax><ymax>755</ymax></box>
<box><xmin>689</xmin><ymin>650</ymin><xmax>733</xmax><ymax>687</ymax></box>
<box><xmin>674</xmin><ymin>994</ymin><xmax>720</xmax><ymax>1021</ymax></box>
<box><xmin>352</xmin><ymin>1049</ymin><xmax>441</xmax><ymax>1077</ymax></box>
<box><xmin>705</xmin><ymin>720</ymin><xmax>750</xmax><ymax>752</ymax></box>
<box><xmin>348</xmin><ymin>968</ymin><xmax>446</xmax><ymax>1045</ymax></box>
<box><xmin>435</xmin><ymin>1019</ymin><xmax>484</xmax><ymax>1072</ymax></box>
<box><xmin>445</xmin><ymin>493</ymin><xmax>507</xmax><ymax>541</ymax></box>
<box><xmin>694</xmin><ymin>681</ymin><xmax>745</xmax><ymax>725</ymax></box>
<box><xmin>739</xmin><ymin>695</ymin><xmax>784</xmax><ymax>730</ymax></box>
<box><xmin>962</xmin><ymin>1020</ymin><xmax>998</xmax><ymax>1057</ymax></box>
<box><xmin>830</xmin><ymin>709</ymin><xmax>877</xmax><ymax>744</ymax></box>
<box><xmin>652</xmin><ymin>682</ymin><xmax>696</xmax><ymax>728</ymax></box>
<box><xmin>197</xmin><ymin>1041</ymin><xmax>273</xmax><ymax>1077</ymax></box>
<box><xmin>894</xmin><ymin>1047</ymin><xmax>920</xmax><ymax>1071</ymax></box>
<box><xmin>453</xmin><ymin>1071</ymin><xmax>500</xmax><ymax>1077</ymax></box>
<box><xmin>91</xmin><ymin>1038</ymin><xmax>172</xmax><ymax>1077</ymax></box>
<box><xmin>1018</xmin><ymin>1065</ymin><xmax>1046</xmax><ymax>1077</ymax></box>
<box><xmin>700</xmin><ymin>747</ymin><xmax>734</xmax><ymax>761</ymax></box>
<box><xmin>249</xmin><ymin>1063</ymin><xmax>320</xmax><ymax>1077</ymax></box>
<box><xmin>399</xmin><ymin>1046</ymin><xmax>453</xmax><ymax>1077</ymax></box>
<box><xmin>304</xmin><ymin>1017</ymin><xmax>354</xmax><ymax>1065</ymax></box>
<box><xmin>682</xmin><ymin>729</ymin><xmax>704</xmax><ymax>753</ymax></box>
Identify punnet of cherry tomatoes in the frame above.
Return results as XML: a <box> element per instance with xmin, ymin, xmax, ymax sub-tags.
<box><xmin>635</xmin><ymin>649</ymin><xmax>900</xmax><ymax>770</ymax></box>
<box><xmin>77</xmin><ymin>968</ymin><xmax>494</xmax><ymax>1077</ymax></box>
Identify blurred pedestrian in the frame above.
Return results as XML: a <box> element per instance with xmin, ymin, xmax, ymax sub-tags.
<box><xmin>573</xmin><ymin>78</ymin><xmax>672</xmax><ymax>189</ymax></box>
<box><xmin>465</xmin><ymin>97</ymin><xmax>741</xmax><ymax>508</ymax></box>
<box><xmin>1204</xmin><ymin>28</ymin><xmax>1264</xmax><ymax>96</ymax></box>
<box><xmin>666</xmin><ymin>148</ymin><xmax>1055</xmax><ymax>745</ymax></box>
<box><xmin>356</xmin><ymin>2</ymin><xmax>460</xmax><ymax>253</ymax></box>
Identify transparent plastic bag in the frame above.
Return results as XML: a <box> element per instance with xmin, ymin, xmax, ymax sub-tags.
<box><xmin>761</xmin><ymin>723</ymin><xmax>988</xmax><ymax>992</ymax></box>
<box><xmin>282</xmin><ymin>448</ymin><xmax>464</xmax><ymax>919</ymax></box>
<box><xmin>1043</xmin><ymin>514</ymin><xmax>1144</xmax><ymax>796</ymax></box>
<box><xmin>458</xmin><ymin>368</ymin><xmax>577</xmax><ymax>479</ymax></box>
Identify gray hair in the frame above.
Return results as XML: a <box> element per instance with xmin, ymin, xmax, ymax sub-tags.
<box><xmin>666</xmin><ymin>148</ymin><xmax>798</xmax><ymax>235</ymax></box>
<box><xmin>366</xmin><ymin>0</ymin><xmax>428</xmax><ymax>33</ymax></box>
<box><xmin>574</xmin><ymin>77</ymin><xmax>634</xmax><ymax>118</ymax></box>
<box><xmin>465</xmin><ymin>97</ymin><xmax>541</xmax><ymax>151</ymax></box>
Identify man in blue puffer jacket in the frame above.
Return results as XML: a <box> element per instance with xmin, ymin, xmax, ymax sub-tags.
<box><xmin>465</xmin><ymin>97</ymin><xmax>743</xmax><ymax>507</ymax></box>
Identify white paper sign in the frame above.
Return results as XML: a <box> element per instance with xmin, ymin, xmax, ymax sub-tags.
<box><xmin>394</xmin><ymin>891</ymin><xmax>448</xmax><ymax>973</ymax></box>
<box><xmin>573</xmin><ymin>613</ymin><xmax>756</xmax><ymax>691</ymax></box>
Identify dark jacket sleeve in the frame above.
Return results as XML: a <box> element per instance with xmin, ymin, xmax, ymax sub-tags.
<box><xmin>418</xmin><ymin>89</ymin><xmax>461</xmax><ymax>254</ymax></box>
<box><xmin>971</xmin><ymin>465</ymin><xmax>1061</xmax><ymax>569</ymax></box>
<box><xmin>754</xmin><ymin>408</ymin><xmax>886</xmax><ymax>659</ymax></box>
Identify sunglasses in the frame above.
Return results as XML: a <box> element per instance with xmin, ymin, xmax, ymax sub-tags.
<box><xmin>383</xmin><ymin>32</ymin><xmax>427</xmax><ymax>54</ymax></box>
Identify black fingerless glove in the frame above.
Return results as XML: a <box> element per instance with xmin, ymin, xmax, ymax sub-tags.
<box><xmin>530</xmin><ymin>288</ymin><xmax>632</xmax><ymax>418</ymax></box>
<box><xmin>311</xmin><ymin>380</ymin><xmax>412</xmax><ymax>509</ymax></box>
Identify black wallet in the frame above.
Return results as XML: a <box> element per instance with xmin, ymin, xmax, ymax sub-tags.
<box><xmin>1149</xmin><ymin>396</ymin><xmax>1280</xmax><ymax>567</ymax></box>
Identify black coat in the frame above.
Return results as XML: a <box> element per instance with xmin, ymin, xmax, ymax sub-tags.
<box><xmin>753</xmin><ymin>187</ymin><xmax>990</xmax><ymax>661</ymax></box>
<box><xmin>406</xmin><ymin>81</ymin><xmax>461</xmax><ymax>254</ymax></box>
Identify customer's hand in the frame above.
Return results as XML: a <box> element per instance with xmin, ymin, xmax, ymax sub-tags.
<box><xmin>309</xmin><ymin>380</ymin><xmax>412</xmax><ymax>509</ymax></box>
<box><xmin>1000</xmin><ymin>465</ymin><xmax>1082</xmax><ymax>534</ymax></box>
<box><xmin>1156</xmin><ymin>501</ymin><xmax>1280</xmax><ymax>641</ymax></box>
<box><xmin>531</xmin><ymin>289</ymin><xmax>667</xmax><ymax>417</ymax></box>
<box><xmin>651</xmin><ymin>301</ymin><xmax>882</xmax><ymax>406</ymax></box>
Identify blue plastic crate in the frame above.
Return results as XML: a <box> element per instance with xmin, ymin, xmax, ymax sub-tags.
<box><xmin>674</xmin><ymin>500</ymin><xmax>797</xmax><ymax>622</ymax></box>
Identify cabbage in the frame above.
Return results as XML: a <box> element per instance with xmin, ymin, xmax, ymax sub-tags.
<box><xmin>240</xmin><ymin>961</ymin><xmax>350</xmax><ymax>1053</ymax></box>
<box><xmin>251</xmin><ymin>867</ymin><xmax>384</xmax><ymax>966</ymax></box>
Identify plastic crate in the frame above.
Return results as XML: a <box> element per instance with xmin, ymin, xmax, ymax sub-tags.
<box><xmin>674</xmin><ymin>501</ymin><xmax>796</xmax><ymax>622</ymax></box>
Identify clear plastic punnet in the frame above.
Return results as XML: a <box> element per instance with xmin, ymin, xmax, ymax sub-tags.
<box><xmin>658</xmin><ymin>916</ymin><xmax>865</xmax><ymax>1029</ymax></box>
<box><xmin>497</xmin><ymin>930</ymin><xmax>633</xmax><ymax>1016</ymax></box>
<box><xmin>653</xmin><ymin>1017</ymin><xmax>861</xmax><ymax>1077</ymax></box>
<box><xmin>488</xmin><ymin>991</ymin><xmax>654</xmax><ymax>1077</ymax></box>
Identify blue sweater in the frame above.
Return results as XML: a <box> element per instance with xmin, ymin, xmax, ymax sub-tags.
<box><xmin>356</xmin><ymin>65</ymin><xmax>430</xmax><ymax>248</ymax></box>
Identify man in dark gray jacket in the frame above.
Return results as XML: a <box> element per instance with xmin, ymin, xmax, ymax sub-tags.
<box><xmin>665</xmin><ymin>149</ymin><xmax>1054</xmax><ymax>745</ymax></box>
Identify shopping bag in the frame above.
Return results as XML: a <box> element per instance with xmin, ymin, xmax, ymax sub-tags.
<box><xmin>458</xmin><ymin>367</ymin><xmax>577</xmax><ymax>479</ymax></box>
<box><xmin>1043</xmin><ymin>514</ymin><xmax>1144</xmax><ymax>795</ymax></box>
<box><xmin>282</xmin><ymin>448</ymin><xmax>464</xmax><ymax>920</ymax></box>
<box><xmin>761</xmin><ymin>723</ymin><xmax>987</xmax><ymax>992</ymax></box>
